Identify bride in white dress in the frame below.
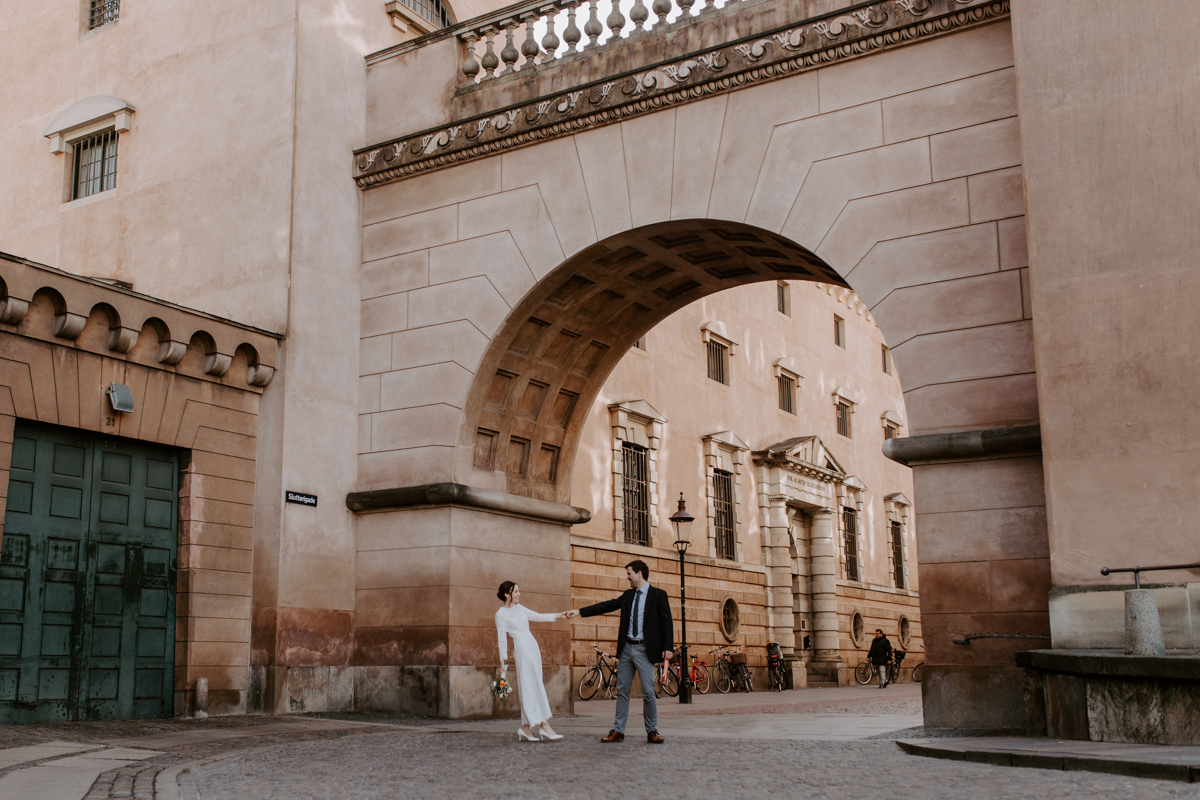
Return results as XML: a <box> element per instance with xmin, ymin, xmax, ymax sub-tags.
<box><xmin>495</xmin><ymin>581</ymin><xmax>574</xmax><ymax>741</ymax></box>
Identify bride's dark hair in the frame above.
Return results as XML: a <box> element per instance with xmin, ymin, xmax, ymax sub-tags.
<box><xmin>497</xmin><ymin>581</ymin><xmax>516</xmax><ymax>602</ymax></box>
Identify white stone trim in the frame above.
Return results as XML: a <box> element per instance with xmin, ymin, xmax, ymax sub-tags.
<box><xmin>608</xmin><ymin>400</ymin><xmax>666</xmax><ymax>546</ymax></box>
<box><xmin>44</xmin><ymin>96</ymin><xmax>134</xmax><ymax>153</ymax></box>
<box><xmin>700</xmin><ymin>320</ymin><xmax>739</xmax><ymax>354</ymax></box>
<box><xmin>884</xmin><ymin>493</ymin><xmax>912</xmax><ymax>590</ymax></box>
<box><xmin>836</xmin><ymin>480</ymin><xmax>866</xmax><ymax>581</ymax></box>
<box><xmin>702</xmin><ymin>431</ymin><xmax>749</xmax><ymax>561</ymax></box>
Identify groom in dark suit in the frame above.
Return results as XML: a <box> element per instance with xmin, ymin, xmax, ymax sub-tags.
<box><xmin>572</xmin><ymin>559</ymin><xmax>674</xmax><ymax>743</ymax></box>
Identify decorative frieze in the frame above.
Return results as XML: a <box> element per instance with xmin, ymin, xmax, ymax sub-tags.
<box><xmin>355</xmin><ymin>0</ymin><xmax>1009</xmax><ymax>187</ymax></box>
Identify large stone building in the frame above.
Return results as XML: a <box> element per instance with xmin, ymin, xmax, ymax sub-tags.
<box><xmin>569</xmin><ymin>280</ymin><xmax>919</xmax><ymax>687</ymax></box>
<box><xmin>2</xmin><ymin>0</ymin><xmax>1199</xmax><ymax>744</ymax></box>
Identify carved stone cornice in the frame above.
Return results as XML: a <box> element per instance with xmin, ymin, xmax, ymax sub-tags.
<box><xmin>355</xmin><ymin>0</ymin><xmax>1009</xmax><ymax>188</ymax></box>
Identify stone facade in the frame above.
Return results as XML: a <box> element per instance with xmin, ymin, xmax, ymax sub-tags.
<box><xmin>568</xmin><ymin>281</ymin><xmax>922</xmax><ymax>687</ymax></box>
<box><xmin>4</xmin><ymin>0</ymin><xmax>1200</xmax><ymax>741</ymax></box>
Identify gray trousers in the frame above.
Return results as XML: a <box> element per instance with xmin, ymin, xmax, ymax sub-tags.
<box><xmin>614</xmin><ymin>643</ymin><xmax>657</xmax><ymax>734</ymax></box>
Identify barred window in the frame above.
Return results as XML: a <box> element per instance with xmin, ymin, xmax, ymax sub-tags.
<box><xmin>843</xmin><ymin>507</ymin><xmax>859</xmax><ymax>581</ymax></box>
<box><xmin>706</xmin><ymin>340</ymin><xmax>728</xmax><ymax>385</ymax></box>
<box><xmin>836</xmin><ymin>401</ymin><xmax>852</xmax><ymax>438</ymax></box>
<box><xmin>621</xmin><ymin>442</ymin><xmax>650</xmax><ymax>546</ymax></box>
<box><xmin>777</xmin><ymin>374</ymin><xmax>795</xmax><ymax>414</ymax></box>
<box><xmin>884</xmin><ymin>423</ymin><xmax>898</xmax><ymax>441</ymax></box>
<box><xmin>834</xmin><ymin>315</ymin><xmax>845</xmax><ymax>348</ymax></box>
<box><xmin>891</xmin><ymin>521</ymin><xmax>905</xmax><ymax>589</ymax></box>
<box><xmin>72</xmin><ymin>130</ymin><xmax>118</xmax><ymax>200</ymax></box>
<box><xmin>714</xmin><ymin>469</ymin><xmax>735</xmax><ymax>560</ymax></box>
<box><xmin>397</xmin><ymin>0</ymin><xmax>452</xmax><ymax>28</ymax></box>
<box><xmin>88</xmin><ymin>0</ymin><xmax>120</xmax><ymax>29</ymax></box>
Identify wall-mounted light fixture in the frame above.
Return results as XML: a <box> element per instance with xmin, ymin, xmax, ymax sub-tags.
<box><xmin>106</xmin><ymin>383</ymin><xmax>135</xmax><ymax>413</ymax></box>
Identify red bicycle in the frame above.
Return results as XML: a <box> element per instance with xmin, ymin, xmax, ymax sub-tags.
<box><xmin>661</xmin><ymin>649</ymin><xmax>712</xmax><ymax>695</ymax></box>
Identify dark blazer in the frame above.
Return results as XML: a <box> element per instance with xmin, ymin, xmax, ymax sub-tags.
<box><xmin>580</xmin><ymin>585</ymin><xmax>674</xmax><ymax>660</ymax></box>
<box><xmin>868</xmin><ymin>635</ymin><xmax>894</xmax><ymax>665</ymax></box>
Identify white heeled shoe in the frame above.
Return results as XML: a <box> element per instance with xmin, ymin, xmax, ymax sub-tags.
<box><xmin>537</xmin><ymin>728</ymin><xmax>563</xmax><ymax>741</ymax></box>
<box><xmin>518</xmin><ymin>728</ymin><xmax>540</xmax><ymax>742</ymax></box>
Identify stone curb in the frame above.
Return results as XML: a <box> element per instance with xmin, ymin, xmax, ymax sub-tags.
<box><xmin>896</xmin><ymin>740</ymin><xmax>1200</xmax><ymax>783</ymax></box>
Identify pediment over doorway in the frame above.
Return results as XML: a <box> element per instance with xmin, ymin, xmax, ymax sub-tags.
<box><xmin>753</xmin><ymin>435</ymin><xmax>845</xmax><ymax>479</ymax></box>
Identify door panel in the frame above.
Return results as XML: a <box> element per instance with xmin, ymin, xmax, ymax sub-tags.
<box><xmin>0</xmin><ymin>423</ymin><xmax>177</xmax><ymax>722</ymax></box>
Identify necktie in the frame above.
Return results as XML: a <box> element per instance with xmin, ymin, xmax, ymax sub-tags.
<box><xmin>632</xmin><ymin>590</ymin><xmax>643</xmax><ymax>638</ymax></box>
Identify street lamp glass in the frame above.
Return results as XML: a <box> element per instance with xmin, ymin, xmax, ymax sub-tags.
<box><xmin>669</xmin><ymin>493</ymin><xmax>694</xmax><ymax>551</ymax></box>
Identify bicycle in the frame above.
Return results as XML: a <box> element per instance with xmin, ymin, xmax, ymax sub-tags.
<box><xmin>854</xmin><ymin>649</ymin><xmax>905</xmax><ymax>686</ymax></box>
<box><xmin>766</xmin><ymin>641</ymin><xmax>786</xmax><ymax>692</ymax></box>
<box><xmin>579</xmin><ymin>644</ymin><xmax>667</xmax><ymax>700</ymax></box>
<box><xmin>711</xmin><ymin>646</ymin><xmax>735</xmax><ymax>693</ymax></box>
<box><xmin>660</xmin><ymin>651</ymin><xmax>711</xmax><ymax>696</ymax></box>
<box><xmin>578</xmin><ymin>645</ymin><xmax>619</xmax><ymax>700</ymax></box>
<box><xmin>725</xmin><ymin>646</ymin><xmax>754</xmax><ymax>693</ymax></box>
<box><xmin>911</xmin><ymin>660</ymin><xmax>924</xmax><ymax>683</ymax></box>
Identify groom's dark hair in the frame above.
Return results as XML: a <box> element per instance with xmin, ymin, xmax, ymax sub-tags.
<box><xmin>625</xmin><ymin>560</ymin><xmax>649</xmax><ymax>580</ymax></box>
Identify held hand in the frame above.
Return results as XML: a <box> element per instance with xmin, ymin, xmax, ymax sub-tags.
<box><xmin>564</xmin><ymin>609</ymin><xmax>580</xmax><ymax>619</ymax></box>
<box><xmin>662</xmin><ymin>650</ymin><xmax>674</xmax><ymax>664</ymax></box>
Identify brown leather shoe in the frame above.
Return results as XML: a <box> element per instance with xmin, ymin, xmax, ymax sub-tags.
<box><xmin>647</xmin><ymin>731</ymin><xmax>665</xmax><ymax>744</ymax></box>
<box><xmin>601</xmin><ymin>729</ymin><xmax>625</xmax><ymax>743</ymax></box>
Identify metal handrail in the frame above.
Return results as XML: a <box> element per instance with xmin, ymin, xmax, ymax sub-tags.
<box><xmin>1100</xmin><ymin>562</ymin><xmax>1200</xmax><ymax>590</ymax></box>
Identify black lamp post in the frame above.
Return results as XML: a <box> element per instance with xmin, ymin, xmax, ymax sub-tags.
<box><xmin>669</xmin><ymin>493</ymin><xmax>695</xmax><ymax>704</ymax></box>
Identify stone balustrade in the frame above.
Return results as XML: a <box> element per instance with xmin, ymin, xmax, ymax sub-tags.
<box><xmin>457</xmin><ymin>0</ymin><xmax>756</xmax><ymax>83</ymax></box>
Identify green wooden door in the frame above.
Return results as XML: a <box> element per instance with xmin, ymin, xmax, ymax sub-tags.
<box><xmin>0</xmin><ymin>423</ymin><xmax>178</xmax><ymax>722</ymax></box>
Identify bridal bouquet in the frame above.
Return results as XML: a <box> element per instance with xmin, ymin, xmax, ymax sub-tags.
<box><xmin>490</xmin><ymin>676</ymin><xmax>513</xmax><ymax>699</ymax></box>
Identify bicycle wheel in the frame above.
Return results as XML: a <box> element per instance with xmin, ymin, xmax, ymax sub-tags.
<box><xmin>578</xmin><ymin>666</ymin><xmax>602</xmax><ymax>700</ymax></box>
<box><xmin>693</xmin><ymin>664</ymin><xmax>711</xmax><ymax>694</ymax></box>
<box><xmin>715</xmin><ymin>664</ymin><xmax>733</xmax><ymax>693</ymax></box>
<box><xmin>912</xmin><ymin>662</ymin><xmax>923</xmax><ymax>683</ymax></box>
<box><xmin>854</xmin><ymin>661</ymin><xmax>873</xmax><ymax>685</ymax></box>
<box><xmin>742</xmin><ymin>667</ymin><xmax>755</xmax><ymax>693</ymax></box>
<box><xmin>664</xmin><ymin>666</ymin><xmax>680</xmax><ymax>697</ymax></box>
<box><xmin>772</xmin><ymin>667</ymin><xmax>786</xmax><ymax>692</ymax></box>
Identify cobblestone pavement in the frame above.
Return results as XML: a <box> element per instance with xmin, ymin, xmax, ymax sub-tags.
<box><xmin>187</xmin><ymin>730</ymin><xmax>1200</xmax><ymax>800</ymax></box>
<box><xmin>2</xmin><ymin>685</ymin><xmax>1196</xmax><ymax>799</ymax></box>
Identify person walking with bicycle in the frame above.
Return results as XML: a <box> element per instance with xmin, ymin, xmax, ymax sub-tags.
<box><xmin>867</xmin><ymin>629</ymin><xmax>893</xmax><ymax>689</ymax></box>
<box><xmin>569</xmin><ymin>560</ymin><xmax>674</xmax><ymax>744</ymax></box>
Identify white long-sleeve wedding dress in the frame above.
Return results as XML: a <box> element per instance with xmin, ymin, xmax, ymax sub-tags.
<box><xmin>495</xmin><ymin>604</ymin><xmax>556</xmax><ymax>728</ymax></box>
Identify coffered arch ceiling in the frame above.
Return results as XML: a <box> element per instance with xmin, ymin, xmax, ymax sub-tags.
<box><xmin>460</xmin><ymin>219</ymin><xmax>850</xmax><ymax>505</ymax></box>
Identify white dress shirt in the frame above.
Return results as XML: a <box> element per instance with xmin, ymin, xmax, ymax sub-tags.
<box><xmin>627</xmin><ymin>583</ymin><xmax>650</xmax><ymax>641</ymax></box>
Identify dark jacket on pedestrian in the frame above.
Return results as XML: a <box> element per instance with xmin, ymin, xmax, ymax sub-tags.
<box><xmin>580</xmin><ymin>585</ymin><xmax>674</xmax><ymax>660</ymax></box>
<box><xmin>868</xmin><ymin>635</ymin><xmax>893</xmax><ymax>666</ymax></box>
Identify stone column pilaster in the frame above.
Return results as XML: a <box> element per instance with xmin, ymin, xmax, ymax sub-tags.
<box><xmin>809</xmin><ymin>508</ymin><xmax>840</xmax><ymax>662</ymax></box>
<box><xmin>764</xmin><ymin>496</ymin><xmax>795</xmax><ymax>655</ymax></box>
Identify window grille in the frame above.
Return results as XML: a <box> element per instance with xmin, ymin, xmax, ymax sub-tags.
<box><xmin>884</xmin><ymin>424</ymin><xmax>897</xmax><ymax>441</ymax></box>
<box><xmin>621</xmin><ymin>442</ymin><xmax>650</xmax><ymax>546</ymax></box>
<box><xmin>88</xmin><ymin>0</ymin><xmax>120</xmax><ymax>29</ymax></box>
<box><xmin>714</xmin><ymin>469</ymin><xmax>736</xmax><ymax>560</ymax></box>
<box><xmin>834</xmin><ymin>315</ymin><xmax>845</xmax><ymax>348</ymax></box>
<box><xmin>73</xmin><ymin>130</ymin><xmax>118</xmax><ymax>200</ymax></box>
<box><xmin>836</xmin><ymin>401</ymin><xmax>852</xmax><ymax>438</ymax></box>
<box><xmin>777</xmin><ymin>282</ymin><xmax>790</xmax><ymax>315</ymax></box>
<box><xmin>882</xmin><ymin>344</ymin><xmax>892</xmax><ymax>375</ymax></box>
<box><xmin>891</xmin><ymin>521</ymin><xmax>905</xmax><ymax>589</ymax></box>
<box><xmin>398</xmin><ymin>0</ymin><xmax>452</xmax><ymax>28</ymax></box>
<box><xmin>843</xmin><ymin>507</ymin><xmax>859</xmax><ymax>581</ymax></box>
<box><xmin>706</xmin><ymin>340</ymin><xmax>728</xmax><ymax>385</ymax></box>
<box><xmin>777</xmin><ymin>374</ymin><xmax>795</xmax><ymax>414</ymax></box>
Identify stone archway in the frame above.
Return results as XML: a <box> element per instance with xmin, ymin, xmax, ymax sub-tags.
<box><xmin>350</xmin><ymin>16</ymin><xmax>1047</xmax><ymax>727</ymax></box>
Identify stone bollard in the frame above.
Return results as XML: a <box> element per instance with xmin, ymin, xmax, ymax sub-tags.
<box><xmin>194</xmin><ymin>677</ymin><xmax>209</xmax><ymax>719</ymax></box>
<box><xmin>1125</xmin><ymin>589</ymin><xmax>1166</xmax><ymax>656</ymax></box>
